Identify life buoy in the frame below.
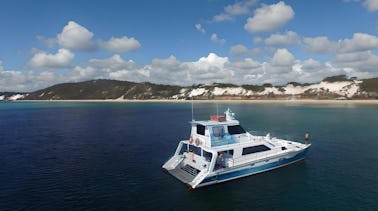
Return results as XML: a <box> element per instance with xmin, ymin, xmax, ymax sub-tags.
<box><xmin>195</xmin><ymin>138</ymin><xmax>201</xmax><ymax>146</ymax></box>
<box><xmin>189</xmin><ymin>136</ymin><xmax>193</xmax><ymax>144</ymax></box>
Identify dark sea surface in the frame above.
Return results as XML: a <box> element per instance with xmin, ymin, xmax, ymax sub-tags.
<box><xmin>0</xmin><ymin>102</ymin><xmax>377</xmax><ymax>210</ymax></box>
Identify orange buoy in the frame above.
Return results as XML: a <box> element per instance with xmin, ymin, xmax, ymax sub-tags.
<box><xmin>195</xmin><ymin>138</ymin><xmax>201</xmax><ymax>146</ymax></box>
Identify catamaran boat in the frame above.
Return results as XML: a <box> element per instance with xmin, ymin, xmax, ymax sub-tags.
<box><xmin>162</xmin><ymin>108</ymin><xmax>311</xmax><ymax>189</ymax></box>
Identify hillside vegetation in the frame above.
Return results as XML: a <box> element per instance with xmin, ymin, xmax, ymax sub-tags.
<box><xmin>1</xmin><ymin>76</ymin><xmax>378</xmax><ymax>101</ymax></box>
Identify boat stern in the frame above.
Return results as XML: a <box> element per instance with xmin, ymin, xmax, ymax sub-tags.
<box><xmin>162</xmin><ymin>141</ymin><xmax>217</xmax><ymax>189</ymax></box>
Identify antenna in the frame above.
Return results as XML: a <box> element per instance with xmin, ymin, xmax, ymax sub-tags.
<box><xmin>216</xmin><ymin>102</ymin><xmax>219</xmax><ymax>117</ymax></box>
<box><xmin>191</xmin><ymin>96</ymin><xmax>194</xmax><ymax>121</ymax></box>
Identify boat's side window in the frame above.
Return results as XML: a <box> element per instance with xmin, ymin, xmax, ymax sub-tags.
<box><xmin>189</xmin><ymin>145</ymin><xmax>201</xmax><ymax>155</ymax></box>
<box><xmin>197</xmin><ymin>124</ymin><xmax>205</xmax><ymax>135</ymax></box>
<box><xmin>179</xmin><ymin>144</ymin><xmax>187</xmax><ymax>155</ymax></box>
<box><xmin>242</xmin><ymin>145</ymin><xmax>270</xmax><ymax>155</ymax></box>
<box><xmin>228</xmin><ymin>150</ymin><xmax>234</xmax><ymax>156</ymax></box>
<box><xmin>228</xmin><ymin>125</ymin><xmax>246</xmax><ymax>135</ymax></box>
<box><xmin>219</xmin><ymin>150</ymin><xmax>234</xmax><ymax>156</ymax></box>
<box><xmin>212</xmin><ymin>126</ymin><xmax>225</xmax><ymax>138</ymax></box>
<box><xmin>203</xmin><ymin>151</ymin><xmax>213</xmax><ymax>161</ymax></box>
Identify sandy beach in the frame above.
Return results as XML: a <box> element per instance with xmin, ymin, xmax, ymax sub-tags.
<box><xmin>18</xmin><ymin>99</ymin><xmax>378</xmax><ymax>105</ymax></box>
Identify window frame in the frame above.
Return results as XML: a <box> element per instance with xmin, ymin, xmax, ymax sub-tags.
<box><xmin>242</xmin><ymin>145</ymin><xmax>271</xmax><ymax>155</ymax></box>
<box><xmin>228</xmin><ymin>125</ymin><xmax>246</xmax><ymax>135</ymax></box>
<box><xmin>196</xmin><ymin>124</ymin><xmax>205</xmax><ymax>135</ymax></box>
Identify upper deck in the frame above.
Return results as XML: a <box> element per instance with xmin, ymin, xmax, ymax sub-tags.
<box><xmin>189</xmin><ymin>109</ymin><xmax>251</xmax><ymax>148</ymax></box>
<box><xmin>190</xmin><ymin>119</ymin><xmax>240</xmax><ymax>127</ymax></box>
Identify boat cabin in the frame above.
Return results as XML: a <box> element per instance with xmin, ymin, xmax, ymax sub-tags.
<box><xmin>189</xmin><ymin>112</ymin><xmax>249</xmax><ymax>148</ymax></box>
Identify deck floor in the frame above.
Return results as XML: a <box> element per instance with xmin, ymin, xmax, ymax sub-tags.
<box><xmin>168</xmin><ymin>165</ymin><xmax>198</xmax><ymax>184</ymax></box>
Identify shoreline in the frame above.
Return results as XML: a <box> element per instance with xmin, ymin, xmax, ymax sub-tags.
<box><xmin>15</xmin><ymin>99</ymin><xmax>378</xmax><ymax>105</ymax></box>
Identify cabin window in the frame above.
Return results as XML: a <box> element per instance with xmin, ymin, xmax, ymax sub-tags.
<box><xmin>219</xmin><ymin>150</ymin><xmax>234</xmax><ymax>156</ymax></box>
<box><xmin>228</xmin><ymin>125</ymin><xmax>246</xmax><ymax>135</ymax></box>
<box><xmin>189</xmin><ymin>145</ymin><xmax>201</xmax><ymax>155</ymax></box>
<box><xmin>242</xmin><ymin>145</ymin><xmax>270</xmax><ymax>155</ymax></box>
<box><xmin>179</xmin><ymin>144</ymin><xmax>187</xmax><ymax>155</ymax></box>
<box><xmin>197</xmin><ymin>124</ymin><xmax>205</xmax><ymax>135</ymax></box>
<box><xmin>203</xmin><ymin>151</ymin><xmax>213</xmax><ymax>162</ymax></box>
<box><xmin>212</xmin><ymin>126</ymin><xmax>225</xmax><ymax>138</ymax></box>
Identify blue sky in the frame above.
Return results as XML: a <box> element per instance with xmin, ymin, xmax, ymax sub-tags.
<box><xmin>1</xmin><ymin>0</ymin><xmax>378</xmax><ymax>91</ymax></box>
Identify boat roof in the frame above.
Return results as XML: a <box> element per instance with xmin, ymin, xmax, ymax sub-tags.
<box><xmin>190</xmin><ymin>119</ymin><xmax>240</xmax><ymax>126</ymax></box>
<box><xmin>190</xmin><ymin>108</ymin><xmax>241</xmax><ymax>126</ymax></box>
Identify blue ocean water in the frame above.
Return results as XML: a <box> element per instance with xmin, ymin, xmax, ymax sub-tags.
<box><xmin>0</xmin><ymin>102</ymin><xmax>377</xmax><ymax>210</ymax></box>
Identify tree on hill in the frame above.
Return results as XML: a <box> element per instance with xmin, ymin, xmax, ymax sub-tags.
<box><xmin>322</xmin><ymin>75</ymin><xmax>351</xmax><ymax>82</ymax></box>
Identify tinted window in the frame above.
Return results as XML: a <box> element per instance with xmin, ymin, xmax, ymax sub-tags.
<box><xmin>197</xmin><ymin>124</ymin><xmax>205</xmax><ymax>135</ymax></box>
<box><xmin>203</xmin><ymin>151</ymin><xmax>213</xmax><ymax>161</ymax></box>
<box><xmin>228</xmin><ymin>125</ymin><xmax>246</xmax><ymax>135</ymax></box>
<box><xmin>179</xmin><ymin>144</ymin><xmax>187</xmax><ymax>155</ymax></box>
<box><xmin>242</xmin><ymin>145</ymin><xmax>270</xmax><ymax>155</ymax></box>
<box><xmin>189</xmin><ymin>145</ymin><xmax>201</xmax><ymax>155</ymax></box>
<box><xmin>219</xmin><ymin>150</ymin><xmax>234</xmax><ymax>156</ymax></box>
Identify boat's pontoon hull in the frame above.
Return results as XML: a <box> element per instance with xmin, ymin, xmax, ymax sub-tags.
<box><xmin>163</xmin><ymin>145</ymin><xmax>309</xmax><ymax>189</ymax></box>
<box><xmin>196</xmin><ymin>149</ymin><xmax>307</xmax><ymax>188</ymax></box>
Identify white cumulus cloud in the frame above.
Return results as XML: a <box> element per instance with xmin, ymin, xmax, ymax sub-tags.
<box><xmin>57</xmin><ymin>21</ymin><xmax>95</xmax><ymax>51</ymax></box>
<box><xmin>253</xmin><ymin>36</ymin><xmax>263</xmax><ymax>44</ymax></box>
<box><xmin>0</xmin><ymin>60</ymin><xmax>66</xmax><ymax>91</ymax></box>
<box><xmin>210</xmin><ymin>33</ymin><xmax>226</xmax><ymax>45</ymax></box>
<box><xmin>28</xmin><ymin>48</ymin><xmax>74</xmax><ymax>69</ymax></box>
<box><xmin>265</xmin><ymin>31</ymin><xmax>300</xmax><ymax>46</ymax></box>
<box><xmin>264</xmin><ymin>48</ymin><xmax>296</xmax><ymax>74</ymax></box>
<box><xmin>195</xmin><ymin>24</ymin><xmax>206</xmax><ymax>34</ymax></box>
<box><xmin>303</xmin><ymin>33</ymin><xmax>378</xmax><ymax>54</ymax></box>
<box><xmin>271</xmin><ymin>48</ymin><xmax>295</xmax><ymax>66</ymax></box>
<box><xmin>230</xmin><ymin>44</ymin><xmax>250</xmax><ymax>56</ymax></box>
<box><xmin>147</xmin><ymin>56</ymin><xmax>187</xmax><ymax>84</ymax></box>
<box><xmin>230</xmin><ymin>44</ymin><xmax>261</xmax><ymax>56</ymax></box>
<box><xmin>333</xmin><ymin>50</ymin><xmax>378</xmax><ymax>72</ymax></box>
<box><xmin>231</xmin><ymin>58</ymin><xmax>261</xmax><ymax>70</ymax></box>
<box><xmin>191</xmin><ymin>53</ymin><xmax>229</xmax><ymax>70</ymax></box>
<box><xmin>36</xmin><ymin>35</ymin><xmax>56</xmax><ymax>48</ymax></box>
<box><xmin>69</xmin><ymin>66</ymin><xmax>97</xmax><ymax>82</ymax></box>
<box><xmin>88</xmin><ymin>54</ymin><xmax>135</xmax><ymax>70</ymax></box>
<box><xmin>244</xmin><ymin>1</ymin><xmax>294</xmax><ymax>33</ymax></box>
<box><xmin>303</xmin><ymin>36</ymin><xmax>335</xmax><ymax>54</ymax></box>
<box><xmin>147</xmin><ymin>53</ymin><xmax>235</xmax><ymax>85</ymax></box>
<box><xmin>364</xmin><ymin>0</ymin><xmax>378</xmax><ymax>11</ymax></box>
<box><xmin>301</xmin><ymin>58</ymin><xmax>324</xmax><ymax>72</ymax></box>
<box><xmin>72</xmin><ymin>54</ymin><xmax>146</xmax><ymax>82</ymax></box>
<box><xmin>337</xmin><ymin>33</ymin><xmax>378</xmax><ymax>53</ymax></box>
<box><xmin>212</xmin><ymin>0</ymin><xmax>257</xmax><ymax>22</ymax></box>
<box><xmin>187</xmin><ymin>53</ymin><xmax>233</xmax><ymax>82</ymax></box>
<box><xmin>101</xmin><ymin>36</ymin><xmax>141</xmax><ymax>53</ymax></box>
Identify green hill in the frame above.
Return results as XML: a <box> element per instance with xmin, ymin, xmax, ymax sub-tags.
<box><xmin>24</xmin><ymin>79</ymin><xmax>181</xmax><ymax>100</ymax></box>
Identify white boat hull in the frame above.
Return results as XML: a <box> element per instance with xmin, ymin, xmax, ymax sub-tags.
<box><xmin>196</xmin><ymin>149</ymin><xmax>308</xmax><ymax>188</ymax></box>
